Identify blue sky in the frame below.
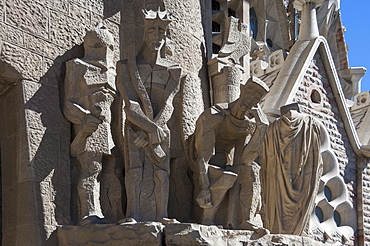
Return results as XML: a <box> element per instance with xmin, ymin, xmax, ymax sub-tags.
<box><xmin>341</xmin><ymin>0</ymin><xmax>370</xmax><ymax>92</ymax></box>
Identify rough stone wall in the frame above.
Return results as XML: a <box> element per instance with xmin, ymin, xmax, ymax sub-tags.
<box><xmin>293</xmin><ymin>53</ymin><xmax>357</xmax><ymax>201</ymax></box>
<box><xmin>0</xmin><ymin>0</ymin><xmax>120</xmax><ymax>245</ymax></box>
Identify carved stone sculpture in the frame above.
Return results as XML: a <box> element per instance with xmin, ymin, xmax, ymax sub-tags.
<box><xmin>63</xmin><ymin>24</ymin><xmax>120</xmax><ymax>223</ymax></box>
<box><xmin>189</xmin><ymin>77</ymin><xmax>269</xmax><ymax>229</ymax></box>
<box><xmin>260</xmin><ymin>103</ymin><xmax>323</xmax><ymax>235</ymax></box>
<box><xmin>116</xmin><ymin>9</ymin><xmax>181</xmax><ymax>223</ymax></box>
<box><xmin>208</xmin><ymin>16</ymin><xmax>250</xmax><ymax>105</ymax></box>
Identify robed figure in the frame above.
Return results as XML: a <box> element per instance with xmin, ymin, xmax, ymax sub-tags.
<box><xmin>117</xmin><ymin>9</ymin><xmax>181</xmax><ymax>222</ymax></box>
<box><xmin>260</xmin><ymin>103</ymin><xmax>323</xmax><ymax>235</ymax></box>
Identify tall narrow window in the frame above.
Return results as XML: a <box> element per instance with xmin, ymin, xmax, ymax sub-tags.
<box><xmin>250</xmin><ymin>8</ymin><xmax>258</xmax><ymax>40</ymax></box>
<box><xmin>212</xmin><ymin>0</ymin><xmax>220</xmax><ymax>11</ymax></box>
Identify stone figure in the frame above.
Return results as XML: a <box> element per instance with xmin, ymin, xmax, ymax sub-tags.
<box><xmin>260</xmin><ymin>103</ymin><xmax>323</xmax><ymax>235</ymax></box>
<box><xmin>116</xmin><ymin>9</ymin><xmax>181</xmax><ymax>223</ymax></box>
<box><xmin>63</xmin><ymin>24</ymin><xmax>122</xmax><ymax>223</ymax></box>
<box><xmin>189</xmin><ymin>77</ymin><xmax>269</xmax><ymax>229</ymax></box>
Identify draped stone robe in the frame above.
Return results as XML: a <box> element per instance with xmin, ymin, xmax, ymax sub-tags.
<box><xmin>260</xmin><ymin>112</ymin><xmax>323</xmax><ymax>235</ymax></box>
<box><xmin>117</xmin><ymin>56</ymin><xmax>181</xmax><ymax>222</ymax></box>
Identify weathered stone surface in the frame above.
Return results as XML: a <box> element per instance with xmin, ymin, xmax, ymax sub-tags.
<box><xmin>6</xmin><ymin>0</ymin><xmax>49</xmax><ymax>38</ymax></box>
<box><xmin>0</xmin><ymin>23</ymin><xmax>24</xmax><ymax>47</ymax></box>
<box><xmin>63</xmin><ymin>24</ymin><xmax>118</xmax><ymax>223</ymax></box>
<box><xmin>1</xmin><ymin>43</ymin><xmax>43</xmax><ymax>82</ymax></box>
<box><xmin>117</xmin><ymin>9</ymin><xmax>182</xmax><ymax>223</ymax></box>
<box><xmin>58</xmin><ymin>222</ymin><xmax>328</xmax><ymax>246</ymax></box>
<box><xmin>57</xmin><ymin>222</ymin><xmax>164</xmax><ymax>246</ymax></box>
<box><xmin>189</xmin><ymin>77</ymin><xmax>269</xmax><ymax>230</ymax></box>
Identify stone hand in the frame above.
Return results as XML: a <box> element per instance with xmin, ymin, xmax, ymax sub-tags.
<box><xmin>196</xmin><ymin>188</ymin><xmax>213</xmax><ymax>209</ymax></box>
<box><xmin>82</xmin><ymin>114</ymin><xmax>103</xmax><ymax>134</ymax></box>
<box><xmin>134</xmin><ymin>131</ymin><xmax>149</xmax><ymax>148</ymax></box>
<box><xmin>248</xmin><ymin>104</ymin><xmax>268</xmax><ymax>125</ymax></box>
<box><xmin>150</xmin><ymin>125</ymin><xmax>167</xmax><ymax>145</ymax></box>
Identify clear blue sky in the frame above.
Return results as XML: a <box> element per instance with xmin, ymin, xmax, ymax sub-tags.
<box><xmin>341</xmin><ymin>0</ymin><xmax>370</xmax><ymax>92</ymax></box>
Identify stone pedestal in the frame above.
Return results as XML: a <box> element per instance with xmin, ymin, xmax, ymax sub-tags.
<box><xmin>57</xmin><ymin>223</ymin><xmax>327</xmax><ymax>246</ymax></box>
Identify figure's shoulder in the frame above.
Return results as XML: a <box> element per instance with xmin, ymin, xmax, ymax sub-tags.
<box><xmin>199</xmin><ymin>105</ymin><xmax>227</xmax><ymax>123</ymax></box>
<box><xmin>66</xmin><ymin>58</ymin><xmax>85</xmax><ymax>68</ymax></box>
<box><xmin>116</xmin><ymin>59</ymin><xmax>128</xmax><ymax>69</ymax></box>
<box><xmin>157</xmin><ymin>57</ymin><xmax>181</xmax><ymax>70</ymax></box>
<box><xmin>116</xmin><ymin>59</ymin><xmax>130</xmax><ymax>78</ymax></box>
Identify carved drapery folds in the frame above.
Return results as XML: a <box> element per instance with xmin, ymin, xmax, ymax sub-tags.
<box><xmin>116</xmin><ymin>9</ymin><xmax>181</xmax><ymax>223</ymax></box>
<box><xmin>260</xmin><ymin>103</ymin><xmax>323</xmax><ymax>235</ymax></box>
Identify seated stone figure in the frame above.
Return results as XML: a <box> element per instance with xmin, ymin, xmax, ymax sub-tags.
<box><xmin>189</xmin><ymin>77</ymin><xmax>269</xmax><ymax>230</ymax></box>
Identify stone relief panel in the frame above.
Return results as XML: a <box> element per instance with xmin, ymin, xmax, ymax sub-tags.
<box><xmin>50</xmin><ymin>3</ymin><xmax>363</xmax><ymax>246</ymax></box>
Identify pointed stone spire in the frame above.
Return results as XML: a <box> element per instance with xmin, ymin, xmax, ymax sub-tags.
<box><xmin>294</xmin><ymin>0</ymin><xmax>327</xmax><ymax>41</ymax></box>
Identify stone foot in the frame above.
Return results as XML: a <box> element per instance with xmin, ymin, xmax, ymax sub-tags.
<box><xmin>160</xmin><ymin>218</ymin><xmax>180</xmax><ymax>224</ymax></box>
<box><xmin>240</xmin><ymin>221</ymin><xmax>269</xmax><ymax>236</ymax></box>
<box><xmin>118</xmin><ymin>217</ymin><xmax>137</xmax><ymax>224</ymax></box>
<box><xmin>78</xmin><ymin>215</ymin><xmax>105</xmax><ymax>226</ymax></box>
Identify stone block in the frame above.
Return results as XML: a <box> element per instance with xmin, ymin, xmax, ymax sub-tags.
<box><xmin>2</xmin><ymin>185</ymin><xmax>17</xmax><ymax>230</ymax></box>
<box><xmin>169</xmin><ymin>31</ymin><xmax>204</xmax><ymax>73</ymax></box>
<box><xmin>69</xmin><ymin>0</ymin><xmax>88</xmax><ymax>9</ymax></box>
<box><xmin>50</xmin><ymin>6</ymin><xmax>89</xmax><ymax>49</ymax></box>
<box><xmin>48</xmin><ymin>0</ymin><xmax>68</xmax><ymax>13</ymax></box>
<box><xmin>88</xmin><ymin>0</ymin><xmax>104</xmax><ymax>16</ymax></box>
<box><xmin>14</xmin><ymin>181</ymin><xmax>43</xmax><ymax>225</ymax></box>
<box><xmin>42</xmin><ymin>58</ymin><xmax>64</xmax><ymax>86</ymax></box>
<box><xmin>164</xmin><ymin>0</ymin><xmax>204</xmax><ymax>41</ymax></box>
<box><xmin>1</xmin><ymin>135</ymin><xmax>18</xmax><ymax>188</ymax></box>
<box><xmin>0</xmin><ymin>23</ymin><xmax>23</xmax><ymax>46</ymax></box>
<box><xmin>1</xmin><ymin>86</ymin><xmax>22</xmax><ymax>138</ymax></box>
<box><xmin>24</xmin><ymin>33</ymin><xmax>64</xmax><ymax>60</ymax></box>
<box><xmin>5</xmin><ymin>0</ymin><xmax>48</xmax><ymax>38</ymax></box>
<box><xmin>0</xmin><ymin>0</ymin><xmax>3</xmax><ymax>22</ymax></box>
<box><xmin>14</xmin><ymin>223</ymin><xmax>45</xmax><ymax>246</ymax></box>
<box><xmin>57</xmin><ymin>222</ymin><xmax>164</xmax><ymax>246</ymax></box>
<box><xmin>166</xmin><ymin>223</ymin><xmax>228</xmax><ymax>245</ymax></box>
<box><xmin>0</xmin><ymin>43</ymin><xmax>43</xmax><ymax>82</ymax></box>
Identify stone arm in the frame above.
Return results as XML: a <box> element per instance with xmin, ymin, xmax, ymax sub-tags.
<box><xmin>124</xmin><ymin>100</ymin><xmax>166</xmax><ymax>145</ymax></box>
<box><xmin>153</xmin><ymin>67</ymin><xmax>181</xmax><ymax>127</ymax></box>
<box><xmin>63</xmin><ymin>61</ymin><xmax>103</xmax><ymax>132</ymax></box>
<box><xmin>241</xmin><ymin>104</ymin><xmax>269</xmax><ymax>164</ymax></box>
<box><xmin>190</xmin><ymin>109</ymin><xmax>223</xmax><ymax>208</ymax></box>
<box><xmin>193</xmin><ymin>125</ymin><xmax>215</xmax><ymax>209</ymax></box>
<box><xmin>117</xmin><ymin>61</ymin><xmax>167</xmax><ymax>145</ymax></box>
